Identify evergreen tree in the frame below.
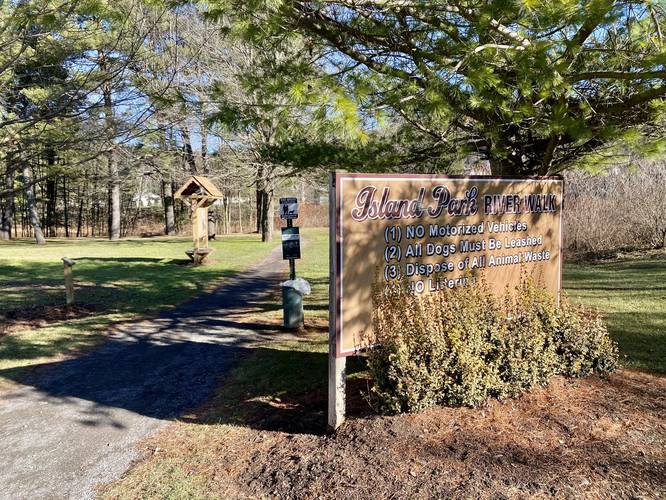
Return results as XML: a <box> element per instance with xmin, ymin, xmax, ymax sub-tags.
<box><xmin>207</xmin><ymin>0</ymin><xmax>666</xmax><ymax>175</ymax></box>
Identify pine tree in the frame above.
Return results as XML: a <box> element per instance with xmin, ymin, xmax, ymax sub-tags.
<box><xmin>208</xmin><ymin>0</ymin><xmax>666</xmax><ymax>175</ymax></box>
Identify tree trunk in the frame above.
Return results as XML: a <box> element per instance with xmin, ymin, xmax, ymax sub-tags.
<box><xmin>256</xmin><ymin>190</ymin><xmax>264</xmax><ymax>233</ymax></box>
<box><xmin>0</xmin><ymin>166</ymin><xmax>14</xmax><ymax>240</ymax></box>
<box><xmin>237</xmin><ymin>189</ymin><xmax>243</xmax><ymax>233</ymax></box>
<box><xmin>260</xmin><ymin>187</ymin><xmax>273</xmax><ymax>242</ymax></box>
<box><xmin>63</xmin><ymin>176</ymin><xmax>69</xmax><ymax>237</ymax></box>
<box><xmin>200</xmin><ymin>108</ymin><xmax>209</xmax><ymax>174</ymax></box>
<box><xmin>45</xmin><ymin>149</ymin><xmax>57</xmax><ymax>237</ymax></box>
<box><xmin>249</xmin><ymin>194</ymin><xmax>255</xmax><ymax>234</ymax></box>
<box><xmin>172</xmin><ymin>182</ymin><xmax>182</xmax><ymax>233</ymax></box>
<box><xmin>163</xmin><ymin>179</ymin><xmax>175</xmax><ymax>235</ymax></box>
<box><xmin>181</xmin><ymin>124</ymin><xmax>198</xmax><ymax>174</ymax></box>
<box><xmin>107</xmin><ymin>149</ymin><xmax>121</xmax><ymax>240</ymax></box>
<box><xmin>208</xmin><ymin>208</ymin><xmax>217</xmax><ymax>239</ymax></box>
<box><xmin>76</xmin><ymin>195</ymin><xmax>84</xmax><ymax>237</ymax></box>
<box><xmin>100</xmin><ymin>53</ymin><xmax>120</xmax><ymax>241</ymax></box>
<box><xmin>46</xmin><ymin>176</ymin><xmax>56</xmax><ymax>237</ymax></box>
<box><xmin>225</xmin><ymin>195</ymin><xmax>231</xmax><ymax>234</ymax></box>
<box><xmin>90</xmin><ymin>171</ymin><xmax>97</xmax><ymax>237</ymax></box>
<box><xmin>255</xmin><ymin>165</ymin><xmax>264</xmax><ymax>234</ymax></box>
<box><xmin>22</xmin><ymin>164</ymin><xmax>46</xmax><ymax>244</ymax></box>
<box><xmin>20</xmin><ymin>191</ymin><xmax>26</xmax><ymax>237</ymax></box>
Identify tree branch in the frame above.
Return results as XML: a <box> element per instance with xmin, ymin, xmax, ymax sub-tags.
<box><xmin>561</xmin><ymin>0</ymin><xmax>616</xmax><ymax>64</ymax></box>
<box><xmin>598</xmin><ymin>85</ymin><xmax>666</xmax><ymax>114</ymax></box>
<box><xmin>570</xmin><ymin>70</ymin><xmax>666</xmax><ymax>82</ymax></box>
<box><xmin>291</xmin><ymin>8</ymin><xmax>426</xmax><ymax>86</ymax></box>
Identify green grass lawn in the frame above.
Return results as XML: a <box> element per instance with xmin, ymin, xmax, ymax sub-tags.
<box><xmin>298</xmin><ymin>229</ymin><xmax>329</xmax><ymax>318</ymax></box>
<box><xmin>563</xmin><ymin>257</ymin><xmax>666</xmax><ymax>374</ymax></box>
<box><xmin>0</xmin><ymin>234</ymin><xmax>278</xmax><ymax>382</ymax></box>
<box><xmin>2</xmin><ymin>227</ymin><xmax>663</xmax><ymax>385</ymax></box>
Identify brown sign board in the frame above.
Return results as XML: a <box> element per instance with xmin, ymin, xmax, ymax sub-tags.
<box><xmin>331</xmin><ymin>173</ymin><xmax>563</xmax><ymax>357</ymax></box>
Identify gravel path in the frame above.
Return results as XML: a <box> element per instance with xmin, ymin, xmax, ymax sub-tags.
<box><xmin>0</xmin><ymin>246</ymin><xmax>286</xmax><ymax>499</ymax></box>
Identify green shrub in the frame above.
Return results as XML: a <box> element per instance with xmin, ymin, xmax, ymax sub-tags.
<box><xmin>496</xmin><ymin>279</ymin><xmax>560</xmax><ymax>398</ymax></box>
<box><xmin>367</xmin><ymin>275</ymin><xmax>618</xmax><ymax>414</ymax></box>
<box><xmin>554</xmin><ymin>300</ymin><xmax>619</xmax><ymax>377</ymax></box>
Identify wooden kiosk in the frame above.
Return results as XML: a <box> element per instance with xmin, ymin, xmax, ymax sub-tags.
<box><xmin>174</xmin><ymin>176</ymin><xmax>224</xmax><ymax>264</ymax></box>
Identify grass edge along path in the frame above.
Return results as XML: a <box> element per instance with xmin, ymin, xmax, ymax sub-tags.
<box><xmin>0</xmin><ymin>234</ymin><xmax>279</xmax><ymax>385</ymax></box>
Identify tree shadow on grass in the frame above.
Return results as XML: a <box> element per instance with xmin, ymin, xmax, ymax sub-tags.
<box><xmin>0</xmin><ymin>259</ymin><xmax>241</xmax><ymax>316</ymax></box>
<box><xmin>1</xmin><ymin>331</ymin><xmax>368</xmax><ymax>436</ymax></box>
<box><xmin>0</xmin><ymin>316</ymin><xmax>106</xmax><ymax>362</ymax></box>
<box><xmin>74</xmin><ymin>257</ymin><xmax>187</xmax><ymax>264</ymax></box>
<box><xmin>186</xmin><ymin>347</ymin><xmax>369</xmax><ymax>435</ymax></box>
<box><xmin>564</xmin><ymin>258</ymin><xmax>666</xmax><ymax>291</ymax></box>
<box><xmin>605</xmin><ymin>311</ymin><xmax>666</xmax><ymax>374</ymax></box>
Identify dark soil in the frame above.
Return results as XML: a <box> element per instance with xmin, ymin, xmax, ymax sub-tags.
<box><xmin>0</xmin><ymin>303</ymin><xmax>102</xmax><ymax>336</ymax></box>
<box><xmin>240</xmin><ymin>371</ymin><xmax>666</xmax><ymax>499</ymax></box>
<box><xmin>112</xmin><ymin>369</ymin><xmax>666</xmax><ymax>499</ymax></box>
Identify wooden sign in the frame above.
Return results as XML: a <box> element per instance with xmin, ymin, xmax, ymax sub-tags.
<box><xmin>279</xmin><ymin>197</ymin><xmax>299</xmax><ymax>219</ymax></box>
<box><xmin>282</xmin><ymin>226</ymin><xmax>301</xmax><ymax>260</ymax></box>
<box><xmin>331</xmin><ymin>173</ymin><xmax>563</xmax><ymax>357</ymax></box>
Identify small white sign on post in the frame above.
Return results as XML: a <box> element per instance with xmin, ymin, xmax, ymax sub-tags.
<box><xmin>279</xmin><ymin>197</ymin><xmax>299</xmax><ymax>220</ymax></box>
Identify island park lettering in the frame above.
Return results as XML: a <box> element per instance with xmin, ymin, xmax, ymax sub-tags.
<box><xmin>328</xmin><ymin>173</ymin><xmax>563</xmax><ymax>430</ymax></box>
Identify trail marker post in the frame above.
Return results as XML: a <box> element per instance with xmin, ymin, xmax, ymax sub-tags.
<box><xmin>280</xmin><ymin>197</ymin><xmax>303</xmax><ymax>328</ymax></box>
<box><xmin>62</xmin><ymin>257</ymin><xmax>76</xmax><ymax>306</ymax></box>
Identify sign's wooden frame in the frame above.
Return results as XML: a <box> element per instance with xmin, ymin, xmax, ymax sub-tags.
<box><xmin>328</xmin><ymin>172</ymin><xmax>564</xmax><ymax>431</ymax></box>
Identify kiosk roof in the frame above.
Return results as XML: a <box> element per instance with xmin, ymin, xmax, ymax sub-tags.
<box><xmin>174</xmin><ymin>176</ymin><xmax>224</xmax><ymax>199</ymax></box>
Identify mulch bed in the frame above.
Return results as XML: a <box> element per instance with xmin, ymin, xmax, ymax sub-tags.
<box><xmin>0</xmin><ymin>304</ymin><xmax>102</xmax><ymax>337</ymax></box>
<box><xmin>239</xmin><ymin>370</ymin><xmax>665</xmax><ymax>499</ymax></box>
<box><xmin>108</xmin><ymin>369</ymin><xmax>665</xmax><ymax>499</ymax></box>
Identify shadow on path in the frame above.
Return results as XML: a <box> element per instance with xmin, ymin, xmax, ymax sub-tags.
<box><xmin>0</xmin><ymin>247</ymin><xmax>290</xmax><ymax>499</ymax></box>
<box><xmin>17</xmin><ymin>251</ymin><xmax>285</xmax><ymax>414</ymax></box>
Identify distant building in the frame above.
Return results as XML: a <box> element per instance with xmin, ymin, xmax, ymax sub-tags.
<box><xmin>132</xmin><ymin>193</ymin><xmax>162</xmax><ymax>207</ymax></box>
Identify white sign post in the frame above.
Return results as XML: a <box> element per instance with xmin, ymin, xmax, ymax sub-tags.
<box><xmin>328</xmin><ymin>174</ymin><xmax>346</xmax><ymax>432</ymax></box>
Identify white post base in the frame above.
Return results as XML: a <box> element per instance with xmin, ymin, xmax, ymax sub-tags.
<box><xmin>328</xmin><ymin>350</ymin><xmax>346</xmax><ymax>432</ymax></box>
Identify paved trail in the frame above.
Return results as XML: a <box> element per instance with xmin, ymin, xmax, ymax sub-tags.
<box><xmin>0</xmin><ymin>247</ymin><xmax>286</xmax><ymax>499</ymax></box>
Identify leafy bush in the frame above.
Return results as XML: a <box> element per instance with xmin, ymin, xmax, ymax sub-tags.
<box><xmin>367</xmin><ymin>276</ymin><xmax>618</xmax><ymax>414</ymax></box>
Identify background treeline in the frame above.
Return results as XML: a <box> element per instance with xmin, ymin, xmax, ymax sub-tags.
<box><xmin>0</xmin><ymin>0</ymin><xmax>665</xmax><ymax>248</ymax></box>
<box><xmin>0</xmin><ymin>144</ymin><xmax>327</xmax><ymax>240</ymax></box>
<box><xmin>0</xmin><ymin>1</ymin><xmax>332</xmax><ymax>244</ymax></box>
<box><xmin>564</xmin><ymin>160</ymin><xmax>666</xmax><ymax>252</ymax></box>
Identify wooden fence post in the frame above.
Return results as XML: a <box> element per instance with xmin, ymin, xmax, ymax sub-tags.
<box><xmin>62</xmin><ymin>257</ymin><xmax>76</xmax><ymax>306</ymax></box>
